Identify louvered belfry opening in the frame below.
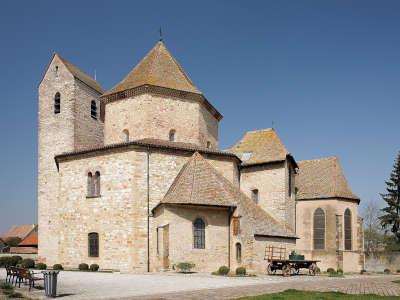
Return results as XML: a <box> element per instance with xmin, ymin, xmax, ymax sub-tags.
<box><xmin>344</xmin><ymin>208</ymin><xmax>352</xmax><ymax>250</ymax></box>
<box><xmin>313</xmin><ymin>208</ymin><xmax>325</xmax><ymax>250</ymax></box>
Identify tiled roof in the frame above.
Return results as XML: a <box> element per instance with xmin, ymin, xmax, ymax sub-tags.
<box><xmin>156</xmin><ymin>152</ymin><xmax>296</xmax><ymax>238</ymax></box>
<box><xmin>1</xmin><ymin>224</ymin><xmax>36</xmax><ymax>240</ymax></box>
<box><xmin>56</xmin><ymin>53</ymin><xmax>104</xmax><ymax>93</ymax></box>
<box><xmin>228</xmin><ymin>128</ymin><xmax>291</xmax><ymax>166</ymax></box>
<box><xmin>55</xmin><ymin>138</ymin><xmax>239</xmax><ymax>162</ymax></box>
<box><xmin>104</xmin><ymin>41</ymin><xmax>200</xmax><ymax>96</ymax></box>
<box><xmin>296</xmin><ymin>157</ymin><xmax>359</xmax><ymax>201</ymax></box>
<box><xmin>18</xmin><ymin>231</ymin><xmax>38</xmax><ymax>247</ymax></box>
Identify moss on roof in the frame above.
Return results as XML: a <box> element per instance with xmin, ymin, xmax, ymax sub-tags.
<box><xmin>296</xmin><ymin>157</ymin><xmax>359</xmax><ymax>201</ymax></box>
<box><xmin>228</xmin><ymin>128</ymin><xmax>290</xmax><ymax>165</ymax></box>
<box><xmin>104</xmin><ymin>41</ymin><xmax>200</xmax><ymax>96</ymax></box>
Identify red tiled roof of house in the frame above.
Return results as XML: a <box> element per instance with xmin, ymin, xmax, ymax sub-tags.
<box><xmin>1</xmin><ymin>224</ymin><xmax>36</xmax><ymax>240</ymax></box>
<box><xmin>18</xmin><ymin>231</ymin><xmax>38</xmax><ymax>247</ymax></box>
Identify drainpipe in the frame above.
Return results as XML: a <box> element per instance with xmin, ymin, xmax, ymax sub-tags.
<box><xmin>147</xmin><ymin>147</ymin><xmax>150</xmax><ymax>272</ymax></box>
<box><xmin>228</xmin><ymin>207</ymin><xmax>234</xmax><ymax>269</ymax></box>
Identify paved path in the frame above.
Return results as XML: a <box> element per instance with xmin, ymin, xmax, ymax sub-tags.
<box><xmin>1</xmin><ymin>269</ymin><xmax>400</xmax><ymax>299</ymax></box>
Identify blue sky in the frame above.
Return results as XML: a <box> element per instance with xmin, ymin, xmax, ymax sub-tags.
<box><xmin>0</xmin><ymin>0</ymin><xmax>399</xmax><ymax>233</ymax></box>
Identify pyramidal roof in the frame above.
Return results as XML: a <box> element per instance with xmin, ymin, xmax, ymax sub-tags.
<box><xmin>56</xmin><ymin>54</ymin><xmax>104</xmax><ymax>93</ymax></box>
<box><xmin>296</xmin><ymin>157</ymin><xmax>359</xmax><ymax>201</ymax></box>
<box><xmin>228</xmin><ymin>128</ymin><xmax>291</xmax><ymax>166</ymax></box>
<box><xmin>104</xmin><ymin>41</ymin><xmax>200</xmax><ymax>96</ymax></box>
<box><xmin>156</xmin><ymin>152</ymin><xmax>295</xmax><ymax>237</ymax></box>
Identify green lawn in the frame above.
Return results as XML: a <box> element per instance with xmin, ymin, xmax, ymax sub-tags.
<box><xmin>237</xmin><ymin>289</ymin><xmax>399</xmax><ymax>300</ymax></box>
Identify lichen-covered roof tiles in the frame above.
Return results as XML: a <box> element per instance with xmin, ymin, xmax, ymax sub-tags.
<box><xmin>156</xmin><ymin>152</ymin><xmax>296</xmax><ymax>238</ymax></box>
<box><xmin>296</xmin><ymin>157</ymin><xmax>359</xmax><ymax>201</ymax></box>
<box><xmin>104</xmin><ymin>41</ymin><xmax>200</xmax><ymax>96</ymax></box>
<box><xmin>228</xmin><ymin>128</ymin><xmax>291</xmax><ymax>166</ymax></box>
<box><xmin>0</xmin><ymin>224</ymin><xmax>36</xmax><ymax>240</ymax></box>
<box><xmin>56</xmin><ymin>54</ymin><xmax>104</xmax><ymax>93</ymax></box>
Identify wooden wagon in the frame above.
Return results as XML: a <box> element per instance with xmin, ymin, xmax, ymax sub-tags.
<box><xmin>265</xmin><ymin>246</ymin><xmax>320</xmax><ymax>276</ymax></box>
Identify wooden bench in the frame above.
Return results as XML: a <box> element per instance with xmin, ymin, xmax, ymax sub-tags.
<box><xmin>5</xmin><ymin>266</ymin><xmax>44</xmax><ymax>291</ymax></box>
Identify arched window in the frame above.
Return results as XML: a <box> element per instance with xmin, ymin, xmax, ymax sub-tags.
<box><xmin>313</xmin><ymin>208</ymin><xmax>325</xmax><ymax>250</ymax></box>
<box><xmin>94</xmin><ymin>171</ymin><xmax>100</xmax><ymax>196</ymax></box>
<box><xmin>54</xmin><ymin>92</ymin><xmax>61</xmax><ymax>114</ymax></box>
<box><xmin>87</xmin><ymin>172</ymin><xmax>94</xmax><ymax>196</ymax></box>
<box><xmin>251</xmin><ymin>189</ymin><xmax>259</xmax><ymax>203</ymax></box>
<box><xmin>206</xmin><ymin>141</ymin><xmax>211</xmax><ymax>149</ymax></box>
<box><xmin>169</xmin><ymin>129</ymin><xmax>175</xmax><ymax>142</ymax></box>
<box><xmin>193</xmin><ymin>218</ymin><xmax>205</xmax><ymax>249</ymax></box>
<box><xmin>344</xmin><ymin>208</ymin><xmax>352</xmax><ymax>250</ymax></box>
<box><xmin>123</xmin><ymin>129</ymin><xmax>129</xmax><ymax>142</ymax></box>
<box><xmin>91</xmin><ymin>100</ymin><xmax>97</xmax><ymax>120</ymax></box>
<box><xmin>88</xmin><ymin>232</ymin><xmax>99</xmax><ymax>257</ymax></box>
<box><xmin>236</xmin><ymin>243</ymin><xmax>242</xmax><ymax>263</ymax></box>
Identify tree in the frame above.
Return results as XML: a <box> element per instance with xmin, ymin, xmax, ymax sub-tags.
<box><xmin>363</xmin><ymin>200</ymin><xmax>384</xmax><ymax>255</ymax></box>
<box><xmin>4</xmin><ymin>236</ymin><xmax>22</xmax><ymax>247</ymax></box>
<box><xmin>379</xmin><ymin>151</ymin><xmax>400</xmax><ymax>241</ymax></box>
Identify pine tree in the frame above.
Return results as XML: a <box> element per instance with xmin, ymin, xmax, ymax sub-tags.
<box><xmin>379</xmin><ymin>151</ymin><xmax>400</xmax><ymax>241</ymax></box>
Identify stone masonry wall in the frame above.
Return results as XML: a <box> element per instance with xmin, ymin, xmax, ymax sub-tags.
<box><xmin>153</xmin><ymin>205</ymin><xmax>230</xmax><ymax>272</ymax></box>
<box><xmin>103</xmin><ymin>93</ymin><xmax>218</xmax><ymax>148</ymax></box>
<box><xmin>38</xmin><ymin>55</ymin><xmax>76</xmax><ymax>264</ymax></box>
<box><xmin>296</xmin><ymin>199</ymin><xmax>363</xmax><ymax>272</ymax></box>
<box><xmin>73</xmin><ymin>79</ymin><xmax>104</xmax><ymax>150</ymax></box>
<box><xmin>240</xmin><ymin>162</ymin><xmax>287</xmax><ymax>225</ymax></box>
<box><xmin>56</xmin><ymin>148</ymin><xmax>238</xmax><ymax>272</ymax></box>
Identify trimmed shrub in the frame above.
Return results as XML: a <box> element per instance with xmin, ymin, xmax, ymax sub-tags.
<box><xmin>384</xmin><ymin>268</ymin><xmax>391</xmax><ymax>274</ymax></box>
<box><xmin>175</xmin><ymin>262</ymin><xmax>195</xmax><ymax>273</ymax></box>
<box><xmin>90</xmin><ymin>264</ymin><xmax>99</xmax><ymax>271</ymax></box>
<box><xmin>9</xmin><ymin>256</ymin><xmax>22</xmax><ymax>266</ymax></box>
<box><xmin>326</xmin><ymin>267</ymin><xmax>335</xmax><ymax>273</ymax></box>
<box><xmin>0</xmin><ymin>256</ymin><xmax>11</xmax><ymax>267</ymax></box>
<box><xmin>235</xmin><ymin>267</ymin><xmax>246</xmax><ymax>276</ymax></box>
<box><xmin>360</xmin><ymin>269</ymin><xmax>366</xmax><ymax>274</ymax></box>
<box><xmin>20</xmin><ymin>258</ymin><xmax>35</xmax><ymax>269</ymax></box>
<box><xmin>397</xmin><ymin>269</ymin><xmax>400</xmax><ymax>273</ymax></box>
<box><xmin>315</xmin><ymin>267</ymin><xmax>321</xmax><ymax>274</ymax></box>
<box><xmin>79</xmin><ymin>263</ymin><xmax>89</xmax><ymax>271</ymax></box>
<box><xmin>337</xmin><ymin>268</ymin><xmax>343</xmax><ymax>274</ymax></box>
<box><xmin>218</xmin><ymin>266</ymin><xmax>230</xmax><ymax>275</ymax></box>
<box><xmin>53</xmin><ymin>264</ymin><xmax>63</xmax><ymax>270</ymax></box>
<box><xmin>36</xmin><ymin>263</ymin><xmax>47</xmax><ymax>270</ymax></box>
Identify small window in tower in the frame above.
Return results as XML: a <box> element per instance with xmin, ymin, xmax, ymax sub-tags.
<box><xmin>91</xmin><ymin>100</ymin><xmax>97</xmax><ymax>120</ymax></box>
<box><xmin>54</xmin><ymin>92</ymin><xmax>61</xmax><ymax>114</ymax></box>
<box><xmin>206</xmin><ymin>141</ymin><xmax>211</xmax><ymax>149</ymax></box>
<box><xmin>169</xmin><ymin>129</ymin><xmax>176</xmax><ymax>142</ymax></box>
<box><xmin>55</xmin><ymin>65</ymin><xmax>59</xmax><ymax>77</ymax></box>
<box><xmin>123</xmin><ymin>129</ymin><xmax>129</xmax><ymax>142</ymax></box>
<box><xmin>233</xmin><ymin>216</ymin><xmax>240</xmax><ymax>235</ymax></box>
<box><xmin>236</xmin><ymin>243</ymin><xmax>242</xmax><ymax>263</ymax></box>
<box><xmin>251</xmin><ymin>189</ymin><xmax>259</xmax><ymax>203</ymax></box>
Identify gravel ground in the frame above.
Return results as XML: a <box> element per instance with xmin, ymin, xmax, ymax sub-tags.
<box><xmin>1</xmin><ymin>268</ymin><xmax>397</xmax><ymax>299</ymax></box>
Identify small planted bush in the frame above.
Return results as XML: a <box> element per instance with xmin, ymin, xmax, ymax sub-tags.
<box><xmin>384</xmin><ymin>268</ymin><xmax>391</xmax><ymax>274</ymax></box>
<box><xmin>90</xmin><ymin>264</ymin><xmax>99</xmax><ymax>272</ymax></box>
<box><xmin>397</xmin><ymin>269</ymin><xmax>400</xmax><ymax>273</ymax></box>
<box><xmin>79</xmin><ymin>263</ymin><xmax>89</xmax><ymax>271</ymax></box>
<box><xmin>360</xmin><ymin>269</ymin><xmax>366</xmax><ymax>274</ymax></box>
<box><xmin>326</xmin><ymin>267</ymin><xmax>335</xmax><ymax>274</ymax></box>
<box><xmin>0</xmin><ymin>256</ymin><xmax>11</xmax><ymax>267</ymax></box>
<box><xmin>235</xmin><ymin>267</ymin><xmax>246</xmax><ymax>276</ymax></box>
<box><xmin>53</xmin><ymin>264</ymin><xmax>63</xmax><ymax>270</ymax></box>
<box><xmin>218</xmin><ymin>266</ymin><xmax>230</xmax><ymax>275</ymax></box>
<box><xmin>20</xmin><ymin>258</ymin><xmax>35</xmax><ymax>269</ymax></box>
<box><xmin>36</xmin><ymin>263</ymin><xmax>47</xmax><ymax>270</ymax></box>
<box><xmin>9</xmin><ymin>256</ymin><xmax>23</xmax><ymax>266</ymax></box>
<box><xmin>175</xmin><ymin>262</ymin><xmax>195</xmax><ymax>273</ymax></box>
<box><xmin>337</xmin><ymin>268</ymin><xmax>343</xmax><ymax>274</ymax></box>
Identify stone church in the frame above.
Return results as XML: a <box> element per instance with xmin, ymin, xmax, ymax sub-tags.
<box><xmin>37</xmin><ymin>40</ymin><xmax>364</xmax><ymax>273</ymax></box>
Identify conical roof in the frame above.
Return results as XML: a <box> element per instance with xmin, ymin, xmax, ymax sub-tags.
<box><xmin>104</xmin><ymin>41</ymin><xmax>200</xmax><ymax>96</ymax></box>
<box><xmin>296</xmin><ymin>157</ymin><xmax>359</xmax><ymax>201</ymax></box>
<box><xmin>156</xmin><ymin>152</ymin><xmax>295</xmax><ymax>237</ymax></box>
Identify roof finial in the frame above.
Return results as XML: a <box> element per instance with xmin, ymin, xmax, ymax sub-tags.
<box><xmin>94</xmin><ymin>68</ymin><xmax>97</xmax><ymax>81</ymax></box>
<box><xmin>272</xmin><ymin>120</ymin><xmax>275</xmax><ymax>129</ymax></box>
<box><xmin>159</xmin><ymin>26</ymin><xmax>163</xmax><ymax>41</ymax></box>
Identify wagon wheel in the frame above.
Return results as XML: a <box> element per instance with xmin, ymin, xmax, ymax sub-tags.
<box><xmin>267</xmin><ymin>263</ymin><xmax>275</xmax><ymax>275</ymax></box>
<box><xmin>282</xmin><ymin>264</ymin><xmax>292</xmax><ymax>277</ymax></box>
<box><xmin>308</xmin><ymin>263</ymin><xmax>317</xmax><ymax>276</ymax></box>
